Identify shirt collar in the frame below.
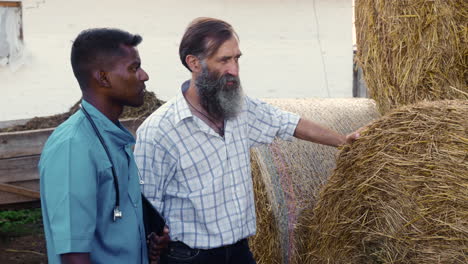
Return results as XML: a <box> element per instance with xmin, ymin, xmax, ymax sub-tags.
<box><xmin>173</xmin><ymin>80</ymin><xmax>235</xmax><ymax>139</ymax></box>
<box><xmin>81</xmin><ymin>99</ymin><xmax>135</xmax><ymax>147</ymax></box>
<box><xmin>174</xmin><ymin>80</ymin><xmax>194</xmax><ymax>125</ymax></box>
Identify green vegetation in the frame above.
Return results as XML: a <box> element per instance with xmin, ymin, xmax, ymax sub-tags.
<box><xmin>0</xmin><ymin>209</ymin><xmax>43</xmax><ymax>237</ymax></box>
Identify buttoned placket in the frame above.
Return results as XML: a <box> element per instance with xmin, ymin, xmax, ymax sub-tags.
<box><xmin>224</xmin><ymin>121</ymin><xmax>244</xmax><ymax>234</ymax></box>
<box><xmin>124</xmin><ymin>144</ymin><xmax>147</xmax><ymax>264</ymax></box>
<box><xmin>193</xmin><ymin>116</ymin><xmax>246</xmax><ymax>241</ymax></box>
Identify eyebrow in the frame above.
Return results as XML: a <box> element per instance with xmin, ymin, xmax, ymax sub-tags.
<box><xmin>128</xmin><ymin>60</ymin><xmax>141</xmax><ymax>68</ymax></box>
<box><xmin>219</xmin><ymin>53</ymin><xmax>243</xmax><ymax>61</ymax></box>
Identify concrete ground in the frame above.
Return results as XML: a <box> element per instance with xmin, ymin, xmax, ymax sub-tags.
<box><xmin>0</xmin><ymin>0</ymin><xmax>353</xmax><ymax>122</ymax></box>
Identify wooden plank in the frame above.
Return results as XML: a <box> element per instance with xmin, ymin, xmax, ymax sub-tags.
<box><xmin>0</xmin><ymin>183</ymin><xmax>40</xmax><ymax>199</ymax></box>
<box><xmin>0</xmin><ymin>128</ymin><xmax>54</xmax><ymax>159</ymax></box>
<box><xmin>0</xmin><ymin>2</ymin><xmax>21</xmax><ymax>7</ymax></box>
<box><xmin>0</xmin><ymin>155</ymin><xmax>39</xmax><ymax>183</ymax></box>
<box><xmin>0</xmin><ymin>118</ymin><xmax>142</xmax><ymax>159</ymax></box>
<box><xmin>0</xmin><ymin>200</ymin><xmax>41</xmax><ymax>210</ymax></box>
<box><xmin>0</xmin><ymin>119</ymin><xmax>143</xmax><ymax>159</ymax></box>
<box><xmin>0</xmin><ymin>180</ymin><xmax>39</xmax><ymax>205</ymax></box>
<box><xmin>0</xmin><ymin>192</ymin><xmax>38</xmax><ymax>205</ymax></box>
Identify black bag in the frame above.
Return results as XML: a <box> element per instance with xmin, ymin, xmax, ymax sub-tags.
<box><xmin>141</xmin><ymin>194</ymin><xmax>165</xmax><ymax>238</ymax></box>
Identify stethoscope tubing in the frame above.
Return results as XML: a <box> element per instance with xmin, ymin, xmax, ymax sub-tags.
<box><xmin>80</xmin><ymin>104</ymin><xmax>122</xmax><ymax>221</ymax></box>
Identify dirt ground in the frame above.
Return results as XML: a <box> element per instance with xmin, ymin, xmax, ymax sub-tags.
<box><xmin>0</xmin><ymin>223</ymin><xmax>47</xmax><ymax>264</ymax></box>
<box><xmin>0</xmin><ymin>91</ymin><xmax>164</xmax><ymax>133</ymax></box>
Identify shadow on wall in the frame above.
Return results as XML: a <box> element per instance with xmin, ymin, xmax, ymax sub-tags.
<box><xmin>0</xmin><ymin>1</ymin><xmax>27</xmax><ymax>71</ymax></box>
<box><xmin>352</xmin><ymin>49</ymin><xmax>367</xmax><ymax>98</ymax></box>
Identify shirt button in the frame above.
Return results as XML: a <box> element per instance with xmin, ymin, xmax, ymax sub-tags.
<box><xmin>139</xmin><ymin>180</ymin><xmax>144</xmax><ymax>184</ymax></box>
<box><xmin>134</xmin><ymin>203</ymin><xmax>138</xmax><ymax>208</ymax></box>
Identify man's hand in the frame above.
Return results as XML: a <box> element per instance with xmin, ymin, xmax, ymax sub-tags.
<box><xmin>148</xmin><ymin>226</ymin><xmax>170</xmax><ymax>263</ymax></box>
<box><xmin>61</xmin><ymin>253</ymin><xmax>91</xmax><ymax>264</ymax></box>
<box><xmin>344</xmin><ymin>125</ymin><xmax>367</xmax><ymax>145</ymax></box>
<box><xmin>344</xmin><ymin>131</ymin><xmax>360</xmax><ymax>145</ymax></box>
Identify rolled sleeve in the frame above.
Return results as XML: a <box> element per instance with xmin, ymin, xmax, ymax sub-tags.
<box><xmin>40</xmin><ymin>138</ymin><xmax>97</xmax><ymax>254</ymax></box>
<box><xmin>247</xmin><ymin>97</ymin><xmax>300</xmax><ymax>147</ymax></box>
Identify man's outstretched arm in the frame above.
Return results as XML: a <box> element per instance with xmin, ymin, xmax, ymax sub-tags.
<box><xmin>293</xmin><ymin>118</ymin><xmax>360</xmax><ymax>147</ymax></box>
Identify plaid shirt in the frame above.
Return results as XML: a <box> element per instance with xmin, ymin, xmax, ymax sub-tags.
<box><xmin>134</xmin><ymin>82</ymin><xmax>300</xmax><ymax>249</ymax></box>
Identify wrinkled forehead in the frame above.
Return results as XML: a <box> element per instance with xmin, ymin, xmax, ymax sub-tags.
<box><xmin>205</xmin><ymin>36</ymin><xmax>241</xmax><ymax>59</ymax></box>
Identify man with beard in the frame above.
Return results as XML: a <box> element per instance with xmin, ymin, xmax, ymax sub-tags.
<box><xmin>134</xmin><ymin>17</ymin><xmax>360</xmax><ymax>264</ymax></box>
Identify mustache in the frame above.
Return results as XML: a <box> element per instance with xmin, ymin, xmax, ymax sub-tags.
<box><xmin>195</xmin><ymin>68</ymin><xmax>243</xmax><ymax>120</ymax></box>
<box><xmin>223</xmin><ymin>75</ymin><xmax>238</xmax><ymax>85</ymax></box>
<box><xmin>195</xmin><ymin>70</ymin><xmax>239</xmax><ymax>89</ymax></box>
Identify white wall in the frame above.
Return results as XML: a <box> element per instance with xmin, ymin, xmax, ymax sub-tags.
<box><xmin>0</xmin><ymin>0</ymin><xmax>353</xmax><ymax>121</ymax></box>
<box><xmin>0</xmin><ymin>5</ymin><xmax>25</xmax><ymax>69</ymax></box>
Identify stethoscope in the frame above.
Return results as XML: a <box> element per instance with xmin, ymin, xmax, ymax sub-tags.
<box><xmin>80</xmin><ymin>104</ymin><xmax>123</xmax><ymax>221</ymax></box>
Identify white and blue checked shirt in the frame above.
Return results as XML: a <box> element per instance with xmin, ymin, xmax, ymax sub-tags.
<box><xmin>134</xmin><ymin>82</ymin><xmax>300</xmax><ymax>249</ymax></box>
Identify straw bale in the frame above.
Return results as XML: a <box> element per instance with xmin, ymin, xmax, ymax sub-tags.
<box><xmin>355</xmin><ymin>0</ymin><xmax>468</xmax><ymax>114</ymax></box>
<box><xmin>303</xmin><ymin>100</ymin><xmax>468</xmax><ymax>264</ymax></box>
<box><xmin>251</xmin><ymin>155</ymin><xmax>282</xmax><ymax>264</ymax></box>
<box><xmin>249</xmin><ymin>98</ymin><xmax>380</xmax><ymax>264</ymax></box>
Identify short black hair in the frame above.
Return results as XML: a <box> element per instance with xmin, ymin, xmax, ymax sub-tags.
<box><xmin>71</xmin><ymin>28</ymin><xmax>142</xmax><ymax>89</ymax></box>
<box><xmin>179</xmin><ymin>17</ymin><xmax>238</xmax><ymax>72</ymax></box>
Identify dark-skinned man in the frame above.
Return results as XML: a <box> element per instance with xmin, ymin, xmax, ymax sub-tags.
<box><xmin>39</xmin><ymin>28</ymin><xmax>169</xmax><ymax>264</ymax></box>
<box><xmin>134</xmin><ymin>17</ymin><xmax>360</xmax><ymax>264</ymax></box>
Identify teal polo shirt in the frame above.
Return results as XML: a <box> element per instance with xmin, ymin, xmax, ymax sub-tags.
<box><xmin>39</xmin><ymin>100</ymin><xmax>148</xmax><ymax>264</ymax></box>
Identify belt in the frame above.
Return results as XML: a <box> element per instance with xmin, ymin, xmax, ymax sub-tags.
<box><xmin>169</xmin><ymin>238</ymin><xmax>248</xmax><ymax>252</ymax></box>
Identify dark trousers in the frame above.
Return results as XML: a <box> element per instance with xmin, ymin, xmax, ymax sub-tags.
<box><xmin>160</xmin><ymin>239</ymin><xmax>256</xmax><ymax>264</ymax></box>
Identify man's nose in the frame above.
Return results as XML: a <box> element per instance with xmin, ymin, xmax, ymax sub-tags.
<box><xmin>226</xmin><ymin>62</ymin><xmax>239</xmax><ymax>77</ymax></box>
<box><xmin>140</xmin><ymin>68</ymin><xmax>149</xmax><ymax>81</ymax></box>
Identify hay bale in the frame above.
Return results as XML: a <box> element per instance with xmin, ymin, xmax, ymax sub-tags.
<box><xmin>303</xmin><ymin>100</ymin><xmax>468</xmax><ymax>264</ymax></box>
<box><xmin>121</xmin><ymin>91</ymin><xmax>164</xmax><ymax>120</ymax></box>
<box><xmin>250</xmin><ymin>98</ymin><xmax>380</xmax><ymax>264</ymax></box>
<box><xmin>355</xmin><ymin>0</ymin><xmax>468</xmax><ymax>114</ymax></box>
<box><xmin>251</xmin><ymin>156</ymin><xmax>282</xmax><ymax>264</ymax></box>
<box><xmin>0</xmin><ymin>91</ymin><xmax>164</xmax><ymax>132</ymax></box>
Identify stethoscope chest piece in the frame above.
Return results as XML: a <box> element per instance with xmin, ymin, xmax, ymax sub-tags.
<box><xmin>113</xmin><ymin>207</ymin><xmax>123</xmax><ymax>221</ymax></box>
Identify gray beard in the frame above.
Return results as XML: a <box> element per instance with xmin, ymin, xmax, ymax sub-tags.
<box><xmin>195</xmin><ymin>65</ymin><xmax>244</xmax><ymax>120</ymax></box>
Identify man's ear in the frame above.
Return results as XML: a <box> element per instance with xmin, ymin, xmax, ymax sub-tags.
<box><xmin>93</xmin><ymin>70</ymin><xmax>111</xmax><ymax>88</ymax></box>
<box><xmin>186</xmin><ymin>55</ymin><xmax>201</xmax><ymax>73</ymax></box>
